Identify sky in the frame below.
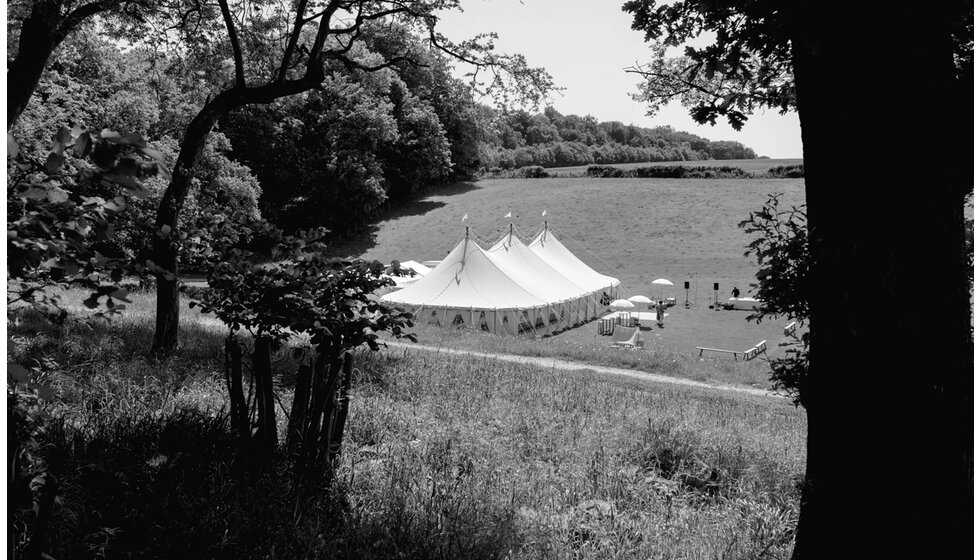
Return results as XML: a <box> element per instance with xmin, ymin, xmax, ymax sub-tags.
<box><xmin>437</xmin><ymin>0</ymin><xmax>804</xmax><ymax>159</ymax></box>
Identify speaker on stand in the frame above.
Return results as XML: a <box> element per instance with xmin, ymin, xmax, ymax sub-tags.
<box><xmin>684</xmin><ymin>281</ymin><xmax>691</xmax><ymax>308</ymax></box>
<box><xmin>712</xmin><ymin>282</ymin><xmax>719</xmax><ymax>309</ymax></box>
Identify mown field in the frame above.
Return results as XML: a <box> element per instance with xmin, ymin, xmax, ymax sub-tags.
<box><xmin>9</xmin><ymin>291</ymin><xmax>807</xmax><ymax>559</ymax></box>
<box><xmin>334</xmin><ymin>177</ymin><xmax>806</xmax><ymax>298</ymax></box>
<box><xmin>330</xmin><ymin>175</ymin><xmax>806</xmax><ymax>368</ymax></box>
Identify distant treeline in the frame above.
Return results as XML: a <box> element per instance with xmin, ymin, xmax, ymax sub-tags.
<box><xmin>483</xmin><ymin>163</ymin><xmax>804</xmax><ymax>180</ymax></box>
<box><xmin>480</xmin><ymin>107</ymin><xmax>758</xmax><ymax>170</ymax></box>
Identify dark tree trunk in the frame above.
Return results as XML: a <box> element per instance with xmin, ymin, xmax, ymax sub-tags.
<box><xmin>304</xmin><ymin>351</ymin><xmax>343</xmax><ymax>471</ymax></box>
<box><xmin>8</xmin><ymin>0</ymin><xmax>126</xmax><ymax>130</ymax></box>
<box><xmin>7</xmin><ymin>8</ymin><xmax>59</xmax><ymax>131</ymax></box>
<box><xmin>149</xmin><ymin>75</ymin><xmax>324</xmax><ymax>355</ymax></box>
<box><xmin>150</xmin><ymin>107</ymin><xmax>224</xmax><ymax>355</ymax></box>
<box><xmin>226</xmin><ymin>337</ymin><xmax>249</xmax><ymax>443</ymax></box>
<box><xmin>790</xmin><ymin>5</ymin><xmax>972</xmax><ymax>558</ymax></box>
<box><xmin>328</xmin><ymin>352</ymin><xmax>355</xmax><ymax>466</ymax></box>
<box><xmin>287</xmin><ymin>360</ymin><xmax>314</xmax><ymax>456</ymax></box>
<box><xmin>252</xmin><ymin>336</ymin><xmax>278</xmax><ymax>454</ymax></box>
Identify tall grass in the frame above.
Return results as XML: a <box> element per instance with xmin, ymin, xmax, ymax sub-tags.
<box><xmin>9</xmin><ymin>291</ymin><xmax>805</xmax><ymax>558</ymax></box>
<box><xmin>333</xmin><ymin>350</ymin><xmax>805</xmax><ymax>558</ymax></box>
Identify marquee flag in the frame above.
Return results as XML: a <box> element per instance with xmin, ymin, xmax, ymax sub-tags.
<box><xmin>542</xmin><ymin>209</ymin><xmax>547</xmax><ymax>217</ymax></box>
<box><xmin>504</xmin><ymin>211</ymin><xmax>512</xmax><ymax>218</ymax></box>
<box><xmin>462</xmin><ymin>213</ymin><xmax>468</xmax><ymax>222</ymax></box>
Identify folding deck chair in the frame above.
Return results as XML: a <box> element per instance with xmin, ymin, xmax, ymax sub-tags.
<box><xmin>609</xmin><ymin>326</ymin><xmax>643</xmax><ymax>349</ymax></box>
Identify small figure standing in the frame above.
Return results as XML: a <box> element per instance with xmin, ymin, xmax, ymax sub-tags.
<box><xmin>600</xmin><ymin>291</ymin><xmax>610</xmax><ymax>306</ymax></box>
<box><xmin>731</xmin><ymin>286</ymin><xmax>740</xmax><ymax>299</ymax></box>
<box><xmin>655</xmin><ymin>300</ymin><xmax>665</xmax><ymax>328</ymax></box>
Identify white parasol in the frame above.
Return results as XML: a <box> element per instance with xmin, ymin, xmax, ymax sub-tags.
<box><xmin>651</xmin><ymin>278</ymin><xmax>674</xmax><ymax>300</ymax></box>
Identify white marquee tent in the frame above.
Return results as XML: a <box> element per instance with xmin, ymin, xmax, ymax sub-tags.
<box><xmin>527</xmin><ymin>225</ymin><xmax>620</xmax><ymax>294</ymax></box>
<box><xmin>380</xmin><ymin>225</ymin><xmax>620</xmax><ymax>335</ymax></box>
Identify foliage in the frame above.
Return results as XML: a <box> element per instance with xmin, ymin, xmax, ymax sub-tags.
<box><xmin>483</xmin><ymin>107</ymin><xmax>757</xmax><ymax>169</ymax></box>
<box><xmin>8</xmin><ymin>366</ymin><xmax>58</xmax><ymax>558</ymax></box>
<box><xmin>7</xmin><ymin>126</ymin><xmax>166</xmax><ymax>323</ymax></box>
<box><xmin>512</xmin><ymin>165</ymin><xmax>550</xmax><ymax>179</ymax></box>
<box><xmin>738</xmin><ymin>193</ymin><xmax>810</xmax><ymax>406</ymax></box>
<box><xmin>11</xmin><ymin>32</ymin><xmax>263</xmax><ymax>273</ymax></box>
<box><xmin>222</xmin><ymin>65</ymin><xmax>451</xmax><ymax>234</ymax></box>
<box><xmin>765</xmin><ymin>164</ymin><xmax>804</xmax><ymax>178</ymax></box>
<box><xmin>634</xmin><ymin>165</ymin><xmax>748</xmax><ymax>179</ymax></box>
<box><xmin>586</xmin><ymin>164</ymin><xmax>627</xmax><ymax>178</ymax></box>
<box><xmin>188</xmin><ymin>218</ymin><xmax>417</xmax><ymax>472</ymax></box>
<box><xmin>623</xmin><ymin>1</ymin><xmax>796</xmax><ymax>130</ymax></box>
<box><xmin>111</xmin><ymin>133</ymin><xmax>262</xmax><ymax>272</ymax></box>
<box><xmin>191</xmin><ymin>220</ymin><xmax>416</xmax><ymax>351</ymax></box>
<box><xmin>584</xmin><ymin>163</ymin><xmax>778</xmax><ymax>179</ymax></box>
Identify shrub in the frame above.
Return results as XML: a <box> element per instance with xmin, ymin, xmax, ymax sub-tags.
<box><xmin>766</xmin><ymin>164</ymin><xmax>805</xmax><ymax>178</ymax></box>
<box><xmin>586</xmin><ymin>164</ymin><xmax>626</xmax><ymax>178</ymax></box>
<box><xmin>515</xmin><ymin>165</ymin><xmax>549</xmax><ymax>178</ymax></box>
<box><xmin>633</xmin><ymin>165</ymin><xmax>686</xmax><ymax>178</ymax></box>
<box><xmin>739</xmin><ymin>193</ymin><xmax>810</xmax><ymax>406</ymax></box>
<box><xmin>7</xmin><ymin>126</ymin><xmax>165</xmax><ymax>323</ymax></box>
<box><xmin>633</xmin><ymin>165</ymin><xmax>749</xmax><ymax>179</ymax></box>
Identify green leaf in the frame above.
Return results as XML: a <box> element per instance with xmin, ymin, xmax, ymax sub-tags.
<box><xmin>46</xmin><ymin>187</ymin><xmax>69</xmax><ymax>203</ymax></box>
<box><xmin>122</xmin><ymin>132</ymin><xmax>147</xmax><ymax>147</ymax></box>
<box><xmin>51</xmin><ymin>126</ymin><xmax>71</xmax><ymax>155</ymax></box>
<box><xmin>9</xmin><ymin>364</ymin><xmax>31</xmax><ymax>383</ymax></box>
<box><xmin>45</xmin><ymin>153</ymin><xmax>66</xmax><ymax>174</ymax></box>
<box><xmin>7</xmin><ymin>133</ymin><xmax>19</xmax><ymax>159</ymax></box>
<box><xmin>36</xmin><ymin>385</ymin><xmax>54</xmax><ymax>401</ymax></box>
<box><xmin>22</xmin><ymin>187</ymin><xmax>49</xmax><ymax>200</ymax></box>
<box><xmin>104</xmin><ymin>196</ymin><xmax>126</xmax><ymax>212</ymax></box>
<box><xmin>74</xmin><ymin>132</ymin><xmax>92</xmax><ymax>158</ymax></box>
<box><xmin>103</xmin><ymin>174</ymin><xmax>148</xmax><ymax>198</ymax></box>
<box><xmin>110</xmin><ymin>288</ymin><xmax>131</xmax><ymax>301</ymax></box>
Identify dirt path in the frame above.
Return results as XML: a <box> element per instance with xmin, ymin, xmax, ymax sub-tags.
<box><xmin>383</xmin><ymin>341</ymin><xmax>781</xmax><ymax>399</ymax></box>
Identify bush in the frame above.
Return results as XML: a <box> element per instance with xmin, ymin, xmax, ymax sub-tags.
<box><xmin>586</xmin><ymin>164</ymin><xmax>626</xmax><ymax>178</ymax></box>
<box><xmin>633</xmin><ymin>165</ymin><xmax>749</xmax><ymax>179</ymax></box>
<box><xmin>633</xmin><ymin>165</ymin><xmax>686</xmax><ymax>178</ymax></box>
<box><xmin>766</xmin><ymin>164</ymin><xmax>805</xmax><ymax>178</ymax></box>
<box><xmin>514</xmin><ymin>165</ymin><xmax>549</xmax><ymax>178</ymax></box>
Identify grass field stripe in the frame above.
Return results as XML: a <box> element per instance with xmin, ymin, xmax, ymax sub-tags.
<box><xmin>384</xmin><ymin>341</ymin><xmax>779</xmax><ymax>399</ymax></box>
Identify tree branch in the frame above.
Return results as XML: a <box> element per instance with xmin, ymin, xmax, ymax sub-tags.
<box><xmin>60</xmin><ymin>0</ymin><xmax>125</xmax><ymax>40</ymax></box>
<box><xmin>276</xmin><ymin>0</ymin><xmax>311</xmax><ymax>83</ymax></box>
<box><xmin>218</xmin><ymin>0</ymin><xmax>246</xmax><ymax>86</ymax></box>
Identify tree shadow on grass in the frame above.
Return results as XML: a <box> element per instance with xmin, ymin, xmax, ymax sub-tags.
<box><xmin>327</xmin><ymin>181</ymin><xmax>482</xmax><ymax>258</ymax></box>
<box><xmin>21</xmin><ymin>396</ymin><xmax>524</xmax><ymax>560</ymax></box>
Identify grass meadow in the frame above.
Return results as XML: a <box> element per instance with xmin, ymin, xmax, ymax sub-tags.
<box><xmin>11</xmin><ymin>168</ymin><xmax>810</xmax><ymax>557</ymax></box>
<box><xmin>9</xmin><ymin>291</ymin><xmax>806</xmax><ymax>558</ymax></box>
<box><xmin>331</xmin><ymin>176</ymin><xmax>806</xmax><ymax>301</ymax></box>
